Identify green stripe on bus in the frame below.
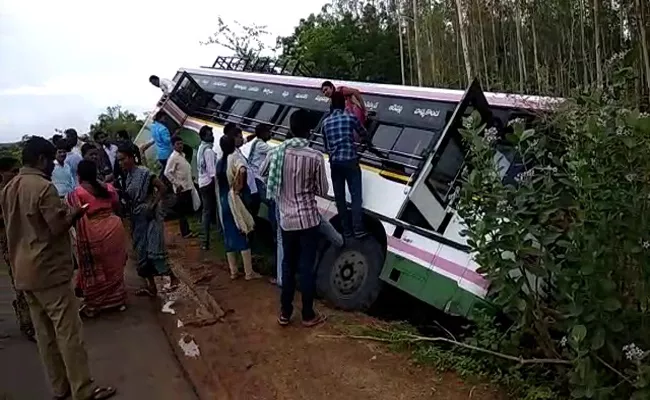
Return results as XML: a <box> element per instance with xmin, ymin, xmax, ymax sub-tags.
<box><xmin>380</xmin><ymin>252</ymin><xmax>492</xmax><ymax>318</ymax></box>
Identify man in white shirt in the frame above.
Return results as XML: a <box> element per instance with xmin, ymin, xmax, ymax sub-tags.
<box><xmin>64</xmin><ymin>128</ymin><xmax>85</xmax><ymax>157</ymax></box>
<box><xmin>149</xmin><ymin>75</ymin><xmax>176</xmax><ymax>95</ymax></box>
<box><xmin>164</xmin><ymin>136</ymin><xmax>196</xmax><ymax>239</ymax></box>
<box><xmin>197</xmin><ymin>126</ymin><xmax>219</xmax><ymax>250</ymax></box>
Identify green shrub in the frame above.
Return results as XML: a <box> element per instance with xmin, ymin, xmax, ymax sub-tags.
<box><xmin>456</xmin><ymin>89</ymin><xmax>650</xmax><ymax>399</ymax></box>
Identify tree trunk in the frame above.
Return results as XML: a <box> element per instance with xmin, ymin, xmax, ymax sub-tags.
<box><xmin>594</xmin><ymin>0</ymin><xmax>603</xmax><ymax>88</ymax></box>
<box><xmin>490</xmin><ymin>0</ymin><xmax>500</xmax><ymax>83</ymax></box>
<box><xmin>455</xmin><ymin>0</ymin><xmax>473</xmax><ymax>84</ymax></box>
<box><xmin>427</xmin><ymin>15</ymin><xmax>437</xmax><ymax>85</ymax></box>
<box><xmin>569</xmin><ymin>5</ymin><xmax>576</xmax><ymax>89</ymax></box>
<box><xmin>636</xmin><ymin>0</ymin><xmax>650</xmax><ymax>104</ymax></box>
<box><xmin>477</xmin><ymin>0</ymin><xmax>490</xmax><ymax>90</ymax></box>
<box><xmin>514</xmin><ymin>0</ymin><xmax>526</xmax><ymax>92</ymax></box>
<box><xmin>531</xmin><ymin>8</ymin><xmax>542</xmax><ymax>92</ymax></box>
<box><xmin>406</xmin><ymin>20</ymin><xmax>414</xmax><ymax>85</ymax></box>
<box><xmin>412</xmin><ymin>0</ymin><xmax>423</xmax><ymax>86</ymax></box>
<box><xmin>397</xmin><ymin>5</ymin><xmax>407</xmax><ymax>85</ymax></box>
<box><xmin>579</xmin><ymin>0</ymin><xmax>589</xmax><ymax>88</ymax></box>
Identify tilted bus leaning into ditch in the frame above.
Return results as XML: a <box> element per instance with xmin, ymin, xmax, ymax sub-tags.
<box><xmin>134</xmin><ymin>56</ymin><xmax>561</xmax><ymax>318</ymax></box>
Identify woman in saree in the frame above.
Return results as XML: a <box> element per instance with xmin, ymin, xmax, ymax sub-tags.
<box><xmin>68</xmin><ymin>160</ymin><xmax>127</xmax><ymax>318</ymax></box>
<box><xmin>217</xmin><ymin>134</ymin><xmax>262</xmax><ymax>280</ymax></box>
<box><xmin>117</xmin><ymin>144</ymin><xmax>180</xmax><ymax>296</ymax></box>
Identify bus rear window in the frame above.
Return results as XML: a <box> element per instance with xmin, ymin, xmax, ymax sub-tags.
<box><xmin>426</xmin><ymin>136</ymin><xmax>465</xmax><ymax>200</ymax></box>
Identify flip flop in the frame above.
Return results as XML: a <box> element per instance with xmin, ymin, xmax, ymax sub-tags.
<box><xmin>90</xmin><ymin>386</ymin><xmax>116</xmax><ymax>399</ymax></box>
<box><xmin>245</xmin><ymin>272</ymin><xmax>263</xmax><ymax>281</ymax></box>
<box><xmin>135</xmin><ymin>287</ymin><xmax>156</xmax><ymax>297</ymax></box>
<box><xmin>277</xmin><ymin>313</ymin><xmax>291</xmax><ymax>326</ymax></box>
<box><xmin>79</xmin><ymin>305</ymin><xmax>97</xmax><ymax>319</ymax></box>
<box><xmin>302</xmin><ymin>312</ymin><xmax>327</xmax><ymax>328</ymax></box>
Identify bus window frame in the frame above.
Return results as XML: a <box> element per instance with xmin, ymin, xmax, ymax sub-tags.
<box><xmin>173</xmin><ymin>78</ymin><xmax>470</xmax><ymax>179</ymax></box>
<box><xmin>421</xmin><ymin>79</ymin><xmax>493</xmax><ymax>208</ymax></box>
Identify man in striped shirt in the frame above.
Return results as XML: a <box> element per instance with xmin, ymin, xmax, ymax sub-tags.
<box><xmin>261</xmin><ymin>109</ymin><xmax>328</xmax><ymax>327</ymax></box>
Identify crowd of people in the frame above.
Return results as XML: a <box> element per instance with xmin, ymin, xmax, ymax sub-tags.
<box><xmin>0</xmin><ymin>78</ymin><xmax>369</xmax><ymax>400</ymax></box>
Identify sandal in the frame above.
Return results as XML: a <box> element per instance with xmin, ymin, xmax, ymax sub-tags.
<box><xmin>89</xmin><ymin>386</ymin><xmax>116</xmax><ymax>399</ymax></box>
<box><xmin>79</xmin><ymin>305</ymin><xmax>97</xmax><ymax>319</ymax></box>
<box><xmin>160</xmin><ymin>284</ymin><xmax>179</xmax><ymax>294</ymax></box>
<box><xmin>277</xmin><ymin>313</ymin><xmax>291</xmax><ymax>326</ymax></box>
<box><xmin>135</xmin><ymin>287</ymin><xmax>156</xmax><ymax>297</ymax></box>
<box><xmin>302</xmin><ymin>312</ymin><xmax>327</xmax><ymax>328</ymax></box>
<box><xmin>245</xmin><ymin>272</ymin><xmax>263</xmax><ymax>281</ymax></box>
<box><xmin>230</xmin><ymin>272</ymin><xmax>241</xmax><ymax>280</ymax></box>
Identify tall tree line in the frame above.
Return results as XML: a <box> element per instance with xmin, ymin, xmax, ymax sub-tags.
<box><xmin>277</xmin><ymin>0</ymin><xmax>650</xmax><ymax>103</ymax></box>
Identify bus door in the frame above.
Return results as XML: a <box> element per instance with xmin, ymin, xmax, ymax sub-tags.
<box><xmin>400</xmin><ymin>79</ymin><xmax>493</xmax><ymax>233</ymax></box>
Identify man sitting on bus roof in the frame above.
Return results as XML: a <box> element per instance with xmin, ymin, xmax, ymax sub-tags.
<box><xmin>321</xmin><ymin>91</ymin><xmax>368</xmax><ymax>240</ymax></box>
<box><xmin>149</xmin><ymin>75</ymin><xmax>176</xmax><ymax>95</ymax></box>
<box><xmin>321</xmin><ymin>80</ymin><xmax>367</xmax><ymax>127</ymax></box>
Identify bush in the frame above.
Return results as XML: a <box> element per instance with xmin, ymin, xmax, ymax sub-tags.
<box><xmin>456</xmin><ymin>88</ymin><xmax>650</xmax><ymax>399</ymax></box>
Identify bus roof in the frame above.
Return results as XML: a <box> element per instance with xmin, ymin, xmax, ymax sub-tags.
<box><xmin>180</xmin><ymin>66</ymin><xmax>564</xmax><ymax>111</ymax></box>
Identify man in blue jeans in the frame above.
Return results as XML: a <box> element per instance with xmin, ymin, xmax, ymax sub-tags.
<box><xmin>262</xmin><ymin>109</ymin><xmax>329</xmax><ymax>327</ymax></box>
<box><xmin>321</xmin><ymin>91</ymin><xmax>369</xmax><ymax>239</ymax></box>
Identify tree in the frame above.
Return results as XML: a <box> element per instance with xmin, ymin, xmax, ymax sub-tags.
<box><xmin>277</xmin><ymin>2</ymin><xmax>402</xmax><ymax>83</ymax></box>
<box><xmin>89</xmin><ymin>106</ymin><xmax>144</xmax><ymax>139</ymax></box>
<box><xmin>201</xmin><ymin>17</ymin><xmax>274</xmax><ymax>59</ymax></box>
<box><xmin>269</xmin><ymin>0</ymin><xmax>649</xmax><ymax>104</ymax></box>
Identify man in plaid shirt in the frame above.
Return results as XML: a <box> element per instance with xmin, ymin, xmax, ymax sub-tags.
<box><xmin>321</xmin><ymin>91</ymin><xmax>369</xmax><ymax>239</ymax></box>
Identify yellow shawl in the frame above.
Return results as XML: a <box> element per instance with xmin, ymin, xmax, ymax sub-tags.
<box><xmin>226</xmin><ymin>154</ymin><xmax>255</xmax><ymax>234</ymax></box>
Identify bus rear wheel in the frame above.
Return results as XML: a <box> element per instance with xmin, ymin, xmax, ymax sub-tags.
<box><xmin>316</xmin><ymin>237</ymin><xmax>384</xmax><ymax>312</ymax></box>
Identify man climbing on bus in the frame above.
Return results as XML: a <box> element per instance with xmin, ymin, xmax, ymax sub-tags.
<box><xmin>321</xmin><ymin>91</ymin><xmax>368</xmax><ymax>240</ymax></box>
<box><xmin>321</xmin><ymin>80</ymin><xmax>367</xmax><ymax>127</ymax></box>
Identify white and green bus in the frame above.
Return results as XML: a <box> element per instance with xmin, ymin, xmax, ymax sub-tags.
<box><xmin>135</xmin><ymin>56</ymin><xmax>560</xmax><ymax>317</ymax></box>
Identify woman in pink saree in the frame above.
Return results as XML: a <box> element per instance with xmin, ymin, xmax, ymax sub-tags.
<box><xmin>68</xmin><ymin>160</ymin><xmax>128</xmax><ymax>318</ymax></box>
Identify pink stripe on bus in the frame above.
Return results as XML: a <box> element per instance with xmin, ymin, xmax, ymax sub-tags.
<box><xmin>387</xmin><ymin>236</ymin><xmax>489</xmax><ymax>290</ymax></box>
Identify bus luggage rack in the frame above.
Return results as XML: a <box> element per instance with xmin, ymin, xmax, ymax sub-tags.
<box><xmin>210</xmin><ymin>56</ymin><xmax>314</xmax><ymax>77</ymax></box>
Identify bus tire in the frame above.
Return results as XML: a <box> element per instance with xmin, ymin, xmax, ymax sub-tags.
<box><xmin>316</xmin><ymin>237</ymin><xmax>384</xmax><ymax>312</ymax></box>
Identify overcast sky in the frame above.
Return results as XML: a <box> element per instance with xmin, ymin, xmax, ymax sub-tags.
<box><xmin>0</xmin><ymin>0</ymin><xmax>326</xmax><ymax>142</ymax></box>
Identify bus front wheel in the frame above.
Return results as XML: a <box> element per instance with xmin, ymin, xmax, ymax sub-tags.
<box><xmin>316</xmin><ymin>237</ymin><xmax>384</xmax><ymax>312</ymax></box>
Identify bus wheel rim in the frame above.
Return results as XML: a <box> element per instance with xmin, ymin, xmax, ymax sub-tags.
<box><xmin>331</xmin><ymin>250</ymin><xmax>367</xmax><ymax>297</ymax></box>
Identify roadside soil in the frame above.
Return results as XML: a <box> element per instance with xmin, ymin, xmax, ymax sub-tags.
<box><xmin>163</xmin><ymin>225</ymin><xmax>504</xmax><ymax>400</ymax></box>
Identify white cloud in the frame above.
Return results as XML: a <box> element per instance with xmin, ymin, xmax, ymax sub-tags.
<box><xmin>0</xmin><ymin>0</ymin><xmax>327</xmax><ymax>141</ymax></box>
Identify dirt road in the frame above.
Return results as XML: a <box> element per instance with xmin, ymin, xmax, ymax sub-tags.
<box><xmin>165</xmin><ymin>229</ymin><xmax>503</xmax><ymax>400</ymax></box>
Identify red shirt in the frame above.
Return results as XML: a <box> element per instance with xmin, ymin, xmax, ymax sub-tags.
<box><xmin>338</xmin><ymin>86</ymin><xmax>366</xmax><ymax>126</ymax></box>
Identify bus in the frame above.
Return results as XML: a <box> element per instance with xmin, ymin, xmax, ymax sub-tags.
<box><xmin>134</xmin><ymin>56</ymin><xmax>561</xmax><ymax>318</ymax></box>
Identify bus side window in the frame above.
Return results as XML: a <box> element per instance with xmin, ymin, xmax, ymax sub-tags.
<box><xmin>226</xmin><ymin>99</ymin><xmax>254</xmax><ymax>124</ymax></box>
<box><xmin>244</xmin><ymin>102</ymin><xmax>283</xmax><ymax>129</ymax></box>
<box><xmin>371</xmin><ymin>125</ymin><xmax>400</xmax><ymax>152</ymax></box>
<box><xmin>391</xmin><ymin>127</ymin><xmax>438</xmax><ymax>173</ymax></box>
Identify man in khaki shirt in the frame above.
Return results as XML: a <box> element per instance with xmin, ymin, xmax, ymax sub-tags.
<box><xmin>0</xmin><ymin>137</ymin><xmax>116</xmax><ymax>400</ymax></box>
